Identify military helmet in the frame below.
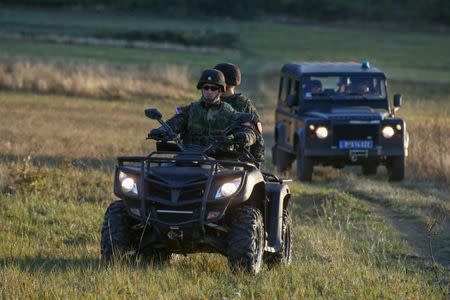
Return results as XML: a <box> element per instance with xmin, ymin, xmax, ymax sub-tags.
<box><xmin>213</xmin><ymin>63</ymin><xmax>241</xmax><ymax>86</ymax></box>
<box><xmin>196</xmin><ymin>69</ymin><xmax>226</xmax><ymax>92</ymax></box>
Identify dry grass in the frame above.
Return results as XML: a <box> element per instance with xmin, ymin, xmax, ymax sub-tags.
<box><xmin>407</xmin><ymin>121</ymin><xmax>450</xmax><ymax>183</ymax></box>
<box><xmin>0</xmin><ymin>56</ymin><xmax>195</xmax><ymax>100</ymax></box>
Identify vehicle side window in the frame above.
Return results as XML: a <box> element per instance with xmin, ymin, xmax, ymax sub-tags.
<box><xmin>278</xmin><ymin>76</ymin><xmax>291</xmax><ymax>108</ymax></box>
<box><xmin>290</xmin><ymin>80</ymin><xmax>299</xmax><ymax>99</ymax></box>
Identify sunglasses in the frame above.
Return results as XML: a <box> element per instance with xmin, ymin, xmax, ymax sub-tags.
<box><xmin>202</xmin><ymin>85</ymin><xmax>220</xmax><ymax>91</ymax></box>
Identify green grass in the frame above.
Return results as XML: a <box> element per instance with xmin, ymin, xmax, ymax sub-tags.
<box><xmin>1</xmin><ymin>163</ymin><xmax>448</xmax><ymax>299</ymax></box>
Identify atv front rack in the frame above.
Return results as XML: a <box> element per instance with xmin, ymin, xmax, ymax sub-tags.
<box><xmin>117</xmin><ymin>151</ymin><xmax>257</xmax><ymax>231</ymax></box>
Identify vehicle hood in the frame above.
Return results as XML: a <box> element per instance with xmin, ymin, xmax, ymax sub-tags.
<box><xmin>305</xmin><ymin>107</ymin><xmax>389</xmax><ymax>121</ymax></box>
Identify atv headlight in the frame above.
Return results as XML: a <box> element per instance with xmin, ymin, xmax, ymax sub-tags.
<box><xmin>215</xmin><ymin>178</ymin><xmax>242</xmax><ymax>199</ymax></box>
<box><xmin>315</xmin><ymin>126</ymin><xmax>328</xmax><ymax>139</ymax></box>
<box><xmin>119</xmin><ymin>171</ymin><xmax>138</xmax><ymax>195</ymax></box>
<box><xmin>382</xmin><ymin>126</ymin><xmax>395</xmax><ymax>139</ymax></box>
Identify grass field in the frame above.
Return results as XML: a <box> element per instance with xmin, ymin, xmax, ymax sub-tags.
<box><xmin>0</xmin><ymin>7</ymin><xmax>449</xmax><ymax>299</ymax></box>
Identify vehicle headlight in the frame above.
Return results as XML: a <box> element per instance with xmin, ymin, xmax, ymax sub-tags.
<box><xmin>315</xmin><ymin>126</ymin><xmax>328</xmax><ymax>139</ymax></box>
<box><xmin>215</xmin><ymin>178</ymin><xmax>242</xmax><ymax>199</ymax></box>
<box><xmin>382</xmin><ymin>126</ymin><xmax>395</xmax><ymax>139</ymax></box>
<box><xmin>119</xmin><ymin>171</ymin><xmax>138</xmax><ymax>195</ymax></box>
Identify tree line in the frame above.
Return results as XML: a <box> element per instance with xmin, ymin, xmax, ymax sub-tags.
<box><xmin>4</xmin><ymin>0</ymin><xmax>450</xmax><ymax>25</ymax></box>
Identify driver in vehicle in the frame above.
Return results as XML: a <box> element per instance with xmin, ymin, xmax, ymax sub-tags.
<box><xmin>350</xmin><ymin>77</ymin><xmax>372</xmax><ymax>94</ymax></box>
<box><xmin>308</xmin><ymin>80</ymin><xmax>323</xmax><ymax>94</ymax></box>
<box><xmin>149</xmin><ymin>69</ymin><xmax>256</xmax><ymax>151</ymax></box>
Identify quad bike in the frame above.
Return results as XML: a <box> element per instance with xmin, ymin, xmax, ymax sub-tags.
<box><xmin>100</xmin><ymin>108</ymin><xmax>292</xmax><ymax>274</ymax></box>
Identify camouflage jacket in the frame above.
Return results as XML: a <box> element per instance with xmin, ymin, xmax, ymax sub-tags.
<box><xmin>165</xmin><ymin>98</ymin><xmax>256</xmax><ymax>147</ymax></box>
<box><xmin>222</xmin><ymin>93</ymin><xmax>265</xmax><ymax>162</ymax></box>
<box><xmin>222</xmin><ymin>93</ymin><xmax>260</xmax><ymax>122</ymax></box>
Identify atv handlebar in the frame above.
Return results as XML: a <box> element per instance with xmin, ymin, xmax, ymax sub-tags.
<box><xmin>145</xmin><ymin>108</ymin><xmax>259</xmax><ymax>167</ymax></box>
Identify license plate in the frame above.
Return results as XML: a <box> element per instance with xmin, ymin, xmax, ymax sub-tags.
<box><xmin>339</xmin><ymin>140</ymin><xmax>373</xmax><ymax>149</ymax></box>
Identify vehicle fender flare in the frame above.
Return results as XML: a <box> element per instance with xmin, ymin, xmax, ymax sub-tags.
<box><xmin>295</xmin><ymin>127</ymin><xmax>306</xmax><ymax>152</ymax></box>
<box><xmin>231</xmin><ymin>169</ymin><xmax>265</xmax><ymax>207</ymax></box>
<box><xmin>265</xmin><ymin>183</ymin><xmax>291</xmax><ymax>252</ymax></box>
<box><xmin>275</xmin><ymin>121</ymin><xmax>288</xmax><ymax>146</ymax></box>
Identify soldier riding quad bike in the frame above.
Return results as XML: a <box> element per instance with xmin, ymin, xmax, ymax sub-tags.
<box><xmin>100</xmin><ymin>108</ymin><xmax>292</xmax><ymax>275</ymax></box>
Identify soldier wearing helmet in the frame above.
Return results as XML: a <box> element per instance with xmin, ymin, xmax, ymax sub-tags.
<box><xmin>149</xmin><ymin>69</ymin><xmax>256</xmax><ymax>148</ymax></box>
<box><xmin>213</xmin><ymin>63</ymin><xmax>265</xmax><ymax>164</ymax></box>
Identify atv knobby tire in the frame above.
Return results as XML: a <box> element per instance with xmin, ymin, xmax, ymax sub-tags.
<box><xmin>265</xmin><ymin>209</ymin><xmax>292</xmax><ymax>266</ymax></box>
<box><xmin>227</xmin><ymin>206</ymin><xmax>264</xmax><ymax>275</ymax></box>
<box><xmin>100</xmin><ymin>200</ymin><xmax>137</xmax><ymax>262</ymax></box>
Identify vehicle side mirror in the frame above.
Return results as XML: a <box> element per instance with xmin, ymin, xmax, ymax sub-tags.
<box><xmin>145</xmin><ymin>108</ymin><xmax>162</xmax><ymax>120</ymax></box>
<box><xmin>286</xmin><ymin>95</ymin><xmax>298</xmax><ymax>107</ymax></box>
<box><xmin>393</xmin><ymin>94</ymin><xmax>402</xmax><ymax>109</ymax></box>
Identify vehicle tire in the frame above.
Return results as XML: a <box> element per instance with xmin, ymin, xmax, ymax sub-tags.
<box><xmin>227</xmin><ymin>206</ymin><xmax>264</xmax><ymax>275</ymax></box>
<box><xmin>275</xmin><ymin>145</ymin><xmax>292</xmax><ymax>172</ymax></box>
<box><xmin>296</xmin><ymin>145</ymin><xmax>313</xmax><ymax>182</ymax></box>
<box><xmin>265</xmin><ymin>209</ymin><xmax>292</xmax><ymax>267</ymax></box>
<box><xmin>362</xmin><ymin>162</ymin><xmax>377</xmax><ymax>175</ymax></box>
<box><xmin>387</xmin><ymin>156</ymin><xmax>405</xmax><ymax>181</ymax></box>
<box><xmin>100</xmin><ymin>200</ymin><xmax>137</xmax><ymax>263</ymax></box>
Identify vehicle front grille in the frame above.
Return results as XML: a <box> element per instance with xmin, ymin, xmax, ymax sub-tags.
<box><xmin>331</xmin><ymin>115</ymin><xmax>378</xmax><ymax>121</ymax></box>
<box><xmin>145</xmin><ymin>176</ymin><xmax>206</xmax><ymax>203</ymax></box>
<box><xmin>333</xmin><ymin>124</ymin><xmax>379</xmax><ymax>145</ymax></box>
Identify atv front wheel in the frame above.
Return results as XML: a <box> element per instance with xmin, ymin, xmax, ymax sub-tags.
<box><xmin>265</xmin><ymin>209</ymin><xmax>292</xmax><ymax>266</ymax></box>
<box><xmin>100</xmin><ymin>200</ymin><xmax>137</xmax><ymax>262</ymax></box>
<box><xmin>227</xmin><ymin>206</ymin><xmax>264</xmax><ymax>275</ymax></box>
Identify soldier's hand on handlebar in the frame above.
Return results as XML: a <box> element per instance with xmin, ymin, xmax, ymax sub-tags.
<box><xmin>148</xmin><ymin>127</ymin><xmax>169</xmax><ymax>140</ymax></box>
<box><xmin>234</xmin><ymin>132</ymin><xmax>250</xmax><ymax>146</ymax></box>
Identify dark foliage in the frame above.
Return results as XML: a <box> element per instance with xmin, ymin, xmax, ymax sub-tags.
<box><xmin>2</xmin><ymin>0</ymin><xmax>450</xmax><ymax>24</ymax></box>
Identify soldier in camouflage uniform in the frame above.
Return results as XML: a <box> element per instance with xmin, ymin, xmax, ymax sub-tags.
<box><xmin>213</xmin><ymin>63</ymin><xmax>265</xmax><ymax>163</ymax></box>
<box><xmin>149</xmin><ymin>69</ymin><xmax>256</xmax><ymax>149</ymax></box>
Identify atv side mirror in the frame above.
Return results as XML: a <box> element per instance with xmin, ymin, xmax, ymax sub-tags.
<box><xmin>145</xmin><ymin>108</ymin><xmax>162</xmax><ymax>120</ymax></box>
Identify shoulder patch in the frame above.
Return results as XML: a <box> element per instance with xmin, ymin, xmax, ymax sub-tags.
<box><xmin>175</xmin><ymin>106</ymin><xmax>185</xmax><ymax>114</ymax></box>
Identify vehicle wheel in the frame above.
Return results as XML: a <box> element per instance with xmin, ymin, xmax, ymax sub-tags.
<box><xmin>296</xmin><ymin>146</ymin><xmax>313</xmax><ymax>182</ymax></box>
<box><xmin>227</xmin><ymin>206</ymin><xmax>264</xmax><ymax>275</ymax></box>
<box><xmin>387</xmin><ymin>156</ymin><xmax>405</xmax><ymax>181</ymax></box>
<box><xmin>100</xmin><ymin>200</ymin><xmax>137</xmax><ymax>262</ymax></box>
<box><xmin>362</xmin><ymin>162</ymin><xmax>377</xmax><ymax>175</ymax></box>
<box><xmin>265</xmin><ymin>209</ymin><xmax>292</xmax><ymax>267</ymax></box>
<box><xmin>275</xmin><ymin>145</ymin><xmax>292</xmax><ymax>172</ymax></box>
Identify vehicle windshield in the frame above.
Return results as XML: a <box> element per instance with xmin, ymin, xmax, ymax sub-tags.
<box><xmin>302</xmin><ymin>75</ymin><xmax>387</xmax><ymax>100</ymax></box>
